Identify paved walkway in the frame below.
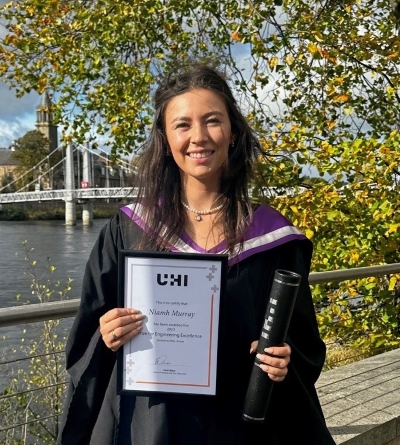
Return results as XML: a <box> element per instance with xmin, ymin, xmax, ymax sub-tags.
<box><xmin>317</xmin><ymin>348</ymin><xmax>400</xmax><ymax>445</ymax></box>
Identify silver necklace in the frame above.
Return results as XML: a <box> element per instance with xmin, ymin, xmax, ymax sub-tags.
<box><xmin>181</xmin><ymin>201</ymin><xmax>224</xmax><ymax>221</ymax></box>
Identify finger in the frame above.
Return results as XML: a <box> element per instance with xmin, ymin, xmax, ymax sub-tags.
<box><xmin>257</xmin><ymin>353</ymin><xmax>290</xmax><ymax>369</ymax></box>
<box><xmin>263</xmin><ymin>343</ymin><xmax>291</xmax><ymax>358</ymax></box>
<box><xmin>258</xmin><ymin>362</ymin><xmax>288</xmax><ymax>378</ymax></box>
<box><xmin>107</xmin><ymin>324</ymin><xmax>144</xmax><ymax>351</ymax></box>
<box><xmin>250</xmin><ymin>341</ymin><xmax>258</xmax><ymax>353</ymax></box>
<box><xmin>100</xmin><ymin>308</ymin><xmax>143</xmax><ymax>325</ymax></box>
<box><xmin>109</xmin><ymin>318</ymin><xmax>144</xmax><ymax>340</ymax></box>
<box><xmin>100</xmin><ymin>312</ymin><xmax>146</xmax><ymax>337</ymax></box>
<box><xmin>268</xmin><ymin>373</ymin><xmax>287</xmax><ymax>382</ymax></box>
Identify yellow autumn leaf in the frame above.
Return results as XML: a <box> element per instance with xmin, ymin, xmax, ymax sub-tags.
<box><xmin>326</xmin><ymin>85</ymin><xmax>336</xmax><ymax>96</ymax></box>
<box><xmin>321</xmin><ymin>141</ymin><xmax>330</xmax><ymax>150</ymax></box>
<box><xmin>231</xmin><ymin>30</ymin><xmax>242</xmax><ymax>42</ymax></box>
<box><xmin>311</xmin><ymin>31</ymin><xmax>324</xmax><ymax>42</ymax></box>
<box><xmin>290</xmin><ymin>205</ymin><xmax>299</xmax><ymax>214</ymax></box>
<box><xmin>388</xmin><ymin>276</ymin><xmax>397</xmax><ymax>291</ymax></box>
<box><xmin>387</xmin><ymin>223</ymin><xmax>399</xmax><ymax>234</ymax></box>
<box><xmin>387</xmin><ymin>53</ymin><xmax>398</xmax><ymax>60</ymax></box>
<box><xmin>334</xmin><ymin>77</ymin><xmax>344</xmax><ymax>84</ymax></box>
<box><xmin>326</xmin><ymin>121</ymin><xmax>336</xmax><ymax>130</ymax></box>
<box><xmin>332</xmin><ymin>94</ymin><xmax>350</xmax><ymax>103</ymax></box>
<box><xmin>37</xmin><ymin>78</ymin><xmax>47</xmax><ymax>94</ymax></box>
<box><xmin>268</xmin><ymin>56</ymin><xmax>279</xmax><ymax>70</ymax></box>
<box><xmin>285</xmin><ymin>54</ymin><xmax>294</xmax><ymax>65</ymax></box>
<box><xmin>305</xmin><ymin>229</ymin><xmax>314</xmax><ymax>239</ymax></box>
<box><xmin>307</xmin><ymin>42</ymin><xmax>319</xmax><ymax>55</ymax></box>
<box><xmin>350</xmin><ymin>251</ymin><xmax>359</xmax><ymax>262</ymax></box>
<box><xmin>387</xmin><ymin>86</ymin><xmax>396</xmax><ymax>94</ymax></box>
<box><xmin>349</xmin><ymin>287</ymin><xmax>358</xmax><ymax>297</ymax></box>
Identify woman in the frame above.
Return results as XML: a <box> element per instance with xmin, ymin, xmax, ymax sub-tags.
<box><xmin>57</xmin><ymin>65</ymin><xmax>335</xmax><ymax>444</ymax></box>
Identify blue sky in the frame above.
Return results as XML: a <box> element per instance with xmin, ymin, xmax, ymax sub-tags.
<box><xmin>0</xmin><ymin>0</ymin><xmax>39</xmax><ymax>148</ymax></box>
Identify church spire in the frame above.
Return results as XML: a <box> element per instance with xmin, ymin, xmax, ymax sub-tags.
<box><xmin>36</xmin><ymin>91</ymin><xmax>58</xmax><ymax>151</ymax></box>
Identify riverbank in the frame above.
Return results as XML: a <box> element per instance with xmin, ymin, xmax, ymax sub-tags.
<box><xmin>0</xmin><ymin>201</ymin><xmax>128</xmax><ymax>221</ymax></box>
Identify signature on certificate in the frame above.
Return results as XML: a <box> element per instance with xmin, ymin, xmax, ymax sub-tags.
<box><xmin>155</xmin><ymin>355</ymin><xmax>171</xmax><ymax>365</ymax></box>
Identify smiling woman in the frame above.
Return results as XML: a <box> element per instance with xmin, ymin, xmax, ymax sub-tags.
<box><xmin>56</xmin><ymin>65</ymin><xmax>335</xmax><ymax>445</ymax></box>
<box><xmin>164</xmin><ymin>88</ymin><xmax>233</xmax><ymax>247</ymax></box>
<box><xmin>164</xmin><ymin>89</ymin><xmax>233</xmax><ymax>188</ymax></box>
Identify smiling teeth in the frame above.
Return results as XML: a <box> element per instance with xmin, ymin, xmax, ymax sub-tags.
<box><xmin>188</xmin><ymin>152</ymin><xmax>212</xmax><ymax>158</ymax></box>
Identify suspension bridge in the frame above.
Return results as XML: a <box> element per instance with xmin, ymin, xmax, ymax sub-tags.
<box><xmin>0</xmin><ymin>142</ymin><xmax>137</xmax><ymax>225</ymax></box>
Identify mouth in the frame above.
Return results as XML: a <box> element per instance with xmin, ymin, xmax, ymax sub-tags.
<box><xmin>187</xmin><ymin>151</ymin><xmax>214</xmax><ymax>159</ymax></box>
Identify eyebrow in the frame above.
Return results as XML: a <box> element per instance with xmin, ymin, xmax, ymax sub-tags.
<box><xmin>170</xmin><ymin>111</ymin><xmax>225</xmax><ymax>124</ymax></box>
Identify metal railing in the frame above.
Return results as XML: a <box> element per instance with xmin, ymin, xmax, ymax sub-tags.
<box><xmin>1</xmin><ymin>262</ymin><xmax>400</xmax><ymax>328</ymax></box>
<box><xmin>0</xmin><ymin>187</ymin><xmax>139</xmax><ymax>204</ymax></box>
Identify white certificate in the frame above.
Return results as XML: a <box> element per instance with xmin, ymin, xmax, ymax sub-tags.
<box><xmin>118</xmin><ymin>251</ymin><xmax>227</xmax><ymax>396</ymax></box>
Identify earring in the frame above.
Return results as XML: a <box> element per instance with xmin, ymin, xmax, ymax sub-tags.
<box><xmin>230</xmin><ymin>141</ymin><xmax>235</xmax><ymax>149</ymax></box>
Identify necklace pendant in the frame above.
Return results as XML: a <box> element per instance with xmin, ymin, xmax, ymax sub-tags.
<box><xmin>195</xmin><ymin>214</ymin><xmax>202</xmax><ymax>222</ymax></box>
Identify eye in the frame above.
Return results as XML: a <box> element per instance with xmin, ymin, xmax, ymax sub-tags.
<box><xmin>175</xmin><ymin>122</ymin><xmax>190</xmax><ymax>129</ymax></box>
<box><xmin>206</xmin><ymin>118</ymin><xmax>221</xmax><ymax>125</ymax></box>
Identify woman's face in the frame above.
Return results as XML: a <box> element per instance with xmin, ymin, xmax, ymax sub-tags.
<box><xmin>164</xmin><ymin>88</ymin><xmax>233</xmax><ymax>188</ymax></box>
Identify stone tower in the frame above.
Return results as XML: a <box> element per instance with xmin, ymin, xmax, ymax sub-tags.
<box><xmin>35</xmin><ymin>91</ymin><xmax>58</xmax><ymax>151</ymax></box>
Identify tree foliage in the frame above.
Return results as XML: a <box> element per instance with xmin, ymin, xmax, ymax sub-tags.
<box><xmin>11</xmin><ymin>130</ymin><xmax>61</xmax><ymax>190</ymax></box>
<box><xmin>1</xmin><ymin>0</ymin><xmax>400</xmax><ymax>350</ymax></box>
<box><xmin>12</xmin><ymin>130</ymin><xmax>50</xmax><ymax>167</ymax></box>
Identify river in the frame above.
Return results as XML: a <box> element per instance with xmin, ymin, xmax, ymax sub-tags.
<box><xmin>0</xmin><ymin>218</ymin><xmax>109</xmax><ymax>387</ymax></box>
<box><xmin>0</xmin><ymin>219</ymin><xmax>108</xmax><ymax>307</ymax></box>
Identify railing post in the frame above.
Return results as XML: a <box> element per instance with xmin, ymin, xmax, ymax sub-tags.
<box><xmin>81</xmin><ymin>142</ymin><xmax>93</xmax><ymax>226</ymax></box>
<box><xmin>64</xmin><ymin>141</ymin><xmax>76</xmax><ymax>225</ymax></box>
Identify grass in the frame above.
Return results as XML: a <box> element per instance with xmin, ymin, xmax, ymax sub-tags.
<box><xmin>324</xmin><ymin>339</ymin><xmax>376</xmax><ymax>371</ymax></box>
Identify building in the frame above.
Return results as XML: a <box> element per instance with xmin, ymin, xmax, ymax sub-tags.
<box><xmin>0</xmin><ymin>149</ymin><xmax>19</xmax><ymax>191</ymax></box>
<box><xmin>35</xmin><ymin>91</ymin><xmax>58</xmax><ymax>151</ymax></box>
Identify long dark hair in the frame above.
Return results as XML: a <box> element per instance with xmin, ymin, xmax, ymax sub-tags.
<box><xmin>134</xmin><ymin>64</ymin><xmax>262</xmax><ymax>253</ymax></box>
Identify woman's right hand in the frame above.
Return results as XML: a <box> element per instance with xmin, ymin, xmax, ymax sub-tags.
<box><xmin>100</xmin><ymin>308</ymin><xmax>146</xmax><ymax>352</ymax></box>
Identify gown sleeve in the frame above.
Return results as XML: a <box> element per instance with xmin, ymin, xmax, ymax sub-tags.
<box><xmin>57</xmin><ymin>213</ymin><xmax>123</xmax><ymax>445</ymax></box>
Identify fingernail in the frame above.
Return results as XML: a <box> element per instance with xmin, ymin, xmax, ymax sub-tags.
<box><xmin>256</xmin><ymin>353</ymin><xmax>262</xmax><ymax>359</ymax></box>
<box><xmin>264</xmin><ymin>348</ymin><xmax>273</xmax><ymax>354</ymax></box>
<box><xmin>137</xmin><ymin>320</ymin><xmax>143</xmax><ymax>326</ymax></box>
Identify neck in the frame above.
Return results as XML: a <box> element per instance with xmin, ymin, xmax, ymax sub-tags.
<box><xmin>181</xmin><ymin>177</ymin><xmax>221</xmax><ymax>210</ymax></box>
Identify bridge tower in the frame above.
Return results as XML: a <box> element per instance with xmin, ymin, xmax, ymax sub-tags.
<box><xmin>35</xmin><ymin>92</ymin><xmax>58</xmax><ymax>151</ymax></box>
<box><xmin>64</xmin><ymin>141</ymin><xmax>76</xmax><ymax>225</ymax></box>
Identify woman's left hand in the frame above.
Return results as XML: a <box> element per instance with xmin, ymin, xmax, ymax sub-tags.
<box><xmin>250</xmin><ymin>341</ymin><xmax>291</xmax><ymax>382</ymax></box>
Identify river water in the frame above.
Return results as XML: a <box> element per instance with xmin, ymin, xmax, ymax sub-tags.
<box><xmin>0</xmin><ymin>219</ymin><xmax>108</xmax><ymax>307</ymax></box>
<box><xmin>0</xmin><ymin>219</ymin><xmax>109</xmax><ymax>387</ymax></box>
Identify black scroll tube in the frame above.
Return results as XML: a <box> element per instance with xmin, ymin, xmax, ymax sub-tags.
<box><xmin>242</xmin><ymin>269</ymin><xmax>301</xmax><ymax>423</ymax></box>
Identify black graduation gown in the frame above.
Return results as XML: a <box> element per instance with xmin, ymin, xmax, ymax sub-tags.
<box><xmin>57</xmin><ymin>210</ymin><xmax>335</xmax><ymax>445</ymax></box>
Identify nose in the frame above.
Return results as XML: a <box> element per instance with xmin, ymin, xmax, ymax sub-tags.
<box><xmin>190</xmin><ymin>122</ymin><xmax>208</xmax><ymax>145</ymax></box>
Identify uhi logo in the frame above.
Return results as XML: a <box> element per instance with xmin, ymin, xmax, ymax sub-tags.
<box><xmin>156</xmin><ymin>273</ymin><xmax>188</xmax><ymax>287</ymax></box>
